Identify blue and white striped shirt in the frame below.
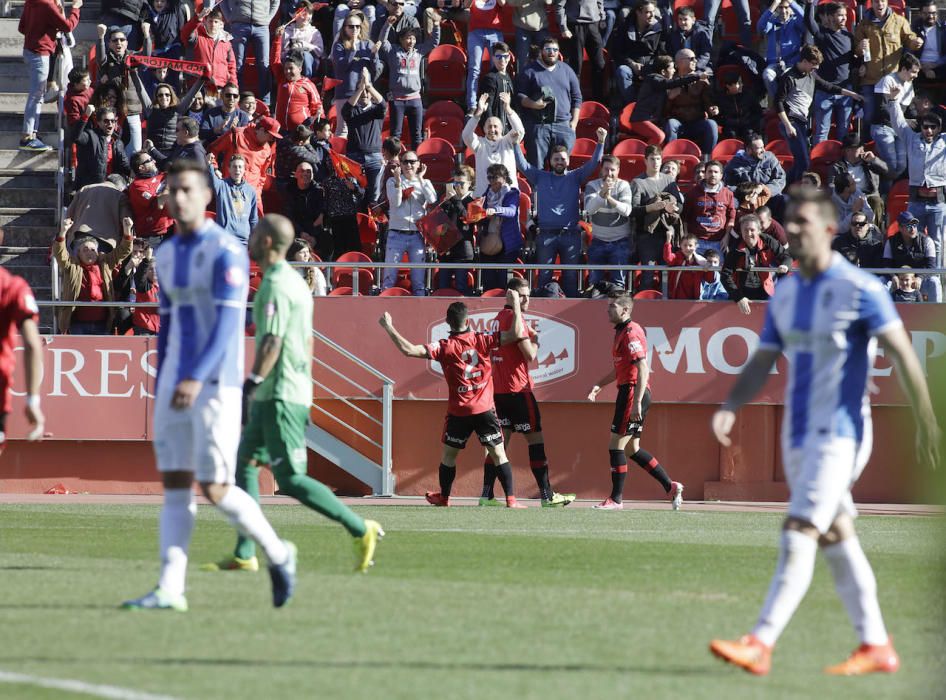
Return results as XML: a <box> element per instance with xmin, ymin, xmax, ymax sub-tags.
<box><xmin>155</xmin><ymin>221</ymin><xmax>249</xmax><ymax>392</ymax></box>
<box><xmin>759</xmin><ymin>253</ymin><xmax>902</xmax><ymax>448</ymax></box>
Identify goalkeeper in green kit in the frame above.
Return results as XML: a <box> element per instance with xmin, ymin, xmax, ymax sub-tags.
<box><xmin>204</xmin><ymin>214</ymin><xmax>383</xmax><ymax>575</ymax></box>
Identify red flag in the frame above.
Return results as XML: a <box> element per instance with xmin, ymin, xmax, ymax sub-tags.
<box><xmin>417</xmin><ymin>206</ymin><xmax>461</xmax><ymax>255</ymax></box>
<box><xmin>322</xmin><ymin>76</ymin><xmax>343</xmax><ymax>93</ymax></box>
<box><xmin>368</xmin><ymin>202</ymin><xmax>389</xmax><ymax>225</ymax></box>
<box><xmin>464</xmin><ymin>198</ymin><xmax>488</xmax><ymax>224</ymax></box>
<box><xmin>401</xmin><ymin>186</ymin><xmax>414</xmax><ymax>200</ymax></box>
<box><xmin>329</xmin><ymin>150</ymin><xmax>367</xmax><ymax>187</ymax></box>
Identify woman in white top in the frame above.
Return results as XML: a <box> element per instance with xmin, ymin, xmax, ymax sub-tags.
<box><xmin>462</xmin><ymin>91</ymin><xmax>525</xmax><ymax>196</ymax></box>
<box><xmin>383</xmin><ymin>151</ymin><xmax>437</xmax><ymax>295</ymax></box>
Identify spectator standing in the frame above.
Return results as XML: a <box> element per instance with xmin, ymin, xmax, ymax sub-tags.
<box><xmin>832</xmin><ymin>211</ymin><xmax>884</xmax><ymax>268</ymax></box>
<box><xmin>181</xmin><ymin>7</ymin><xmax>238</xmax><ymax>91</ymax></box>
<box><xmin>664</xmin><ymin>49</ymin><xmax>717</xmax><ymax>153</ymax></box>
<box><xmin>515</xmin><ymin>37</ymin><xmax>582</xmax><ymax>168</ymax></box>
<box><xmin>830</xmin><ymin>172</ymin><xmax>874</xmax><ymax>237</ymax></box>
<box><xmin>438</xmin><ymin>165</ymin><xmax>477</xmax><ymax>294</ymax></box>
<box><xmin>514</xmin><ymin>127</ymin><xmax>605</xmax><ymax>297</ymax></box>
<box><xmin>96</xmin><ymin>23</ymin><xmax>153</xmax><ymax>156</ymax></box>
<box><xmin>584</xmin><ymin>155</ymin><xmax>634</xmax><ymax>289</ymax></box>
<box><xmin>720</xmin><ymin>213</ymin><xmax>791</xmax><ymax>314</ymax></box>
<box><xmin>911</xmin><ymin>0</ymin><xmax>946</xmax><ymax>87</ymax></box>
<box><xmin>853</xmin><ymin>0</ymin><xmax>921</xmax><ymax>126</ymax></box>
<box><xmin>377</xmin><ymin>17</ymin><xmax>440</xmax><ymax>147</ymax></box>
<box><xmin>562</xmin><ymin>0</ymin><xmax>607</xmax><ymax>104</ymax></box>
<box><xmin>477</xmin><ymin>41</ymin><xmax>515</xmax><ymax>133</ymax></box>
<box><xmin>63</xmin><ymin>67</ymin><xmax>93</xmax><ymax>128</ymax></box>
<box><xmin>19</xmin><ymin>0</ymin><xmax>81</xmax><ymax>151</ymax></box>
<box><xmin>208</xmin><ymin>154</ymin><xmax>259</xmax><ymax>245</ymax></box>
<box><xmin>757</xmin><ymin>0</ymin><xmax>805</xmax><ymax>100</ymax></box>
<box><xmin>343</xmin><ymin>69</ymin><xmax>387</xmax><ymax>206</ymax></box>
<box><xmin>208</xmin><ymin>117</ymin><xmax>282</xmax><ymax>207</ymax></box>
<box><xmin>221</xmin><ymin>0</ymin><xmax>279</xmax><ymax>105</ymax></box>
<box><xmin>872</xmin><ymin>54</ymin><xmax>920</xmax><ymax>180</ymax></box>
<box><xmin>685</xmin><ymin>160</ymin><xmax>735</xmax><ymax>256</ymax></box>
<box><xmin>882</xmin><ymin>211</ymin><xmax>940</xmax><ymax>302</ymax></box>
<box><xmin>478</xmin><ymin>163</ymin><xmax>522</xmax><ymax>293</ymax></box>
<box><xmin>274</xmin><ymin>56</ymin><xmax>323</xmax><ymax>132</ymax></box>
<box><xmin>464</xmin><ymin>92</ymin><xmax>525</xmax><ymax>196</ymax></box>
<box><xmin>99</xmin><ymin>0</ymin><xmax>144</xmax><ymax>49</ymax></box>
<box><xmin>507</xmin><ymin>0</ymin><xmax>564</xmax><ymax>69</ymax></box>
<box><xmin>330</xmin><ymin>10</ymin><xmax>378</xmax><ymax>137</ymax></box>
<box><xmin>199</xmin><ymin>82</ymin><xmax>251</xmax><ymax>145</ymax></box>
<box><xmin>383</xmin><ymin>151</ymin><xmax>437</xmax><ymax>294</ymax></box>
<box><xmin>72</xmin><ymin>105</ymin><xmax>131</xmax><ymax>191</ymax></box>
<box><xmin>888</xmin><ymin>100</ymin><xmax>946</xmax><ymax>274</ymax></box>
<box><xmin>612</xmin><ymin>0</ymin><xmax>664</xmax><ymax>105</ymax></box>
<box><xmin>803</xmin><ymin>0</ymin><xmax>854</xmax><ymax>143</ymax></box>
<box><xmin>704</xmin><ymin>0</ymin><xmax>751</xmax><ymax>46</ymax></box>
<box><xmin>663</xmin><ymin>231</ymin><xmax>712</xmax><ymax>300</ymax></box>
<box><xmin>629</xmin><ymin>145</ymin><xmax>683</xmax><ymax>289</ymax></box>
<box><xmin>146</xmin><ymin>116</ymin><xmax>206</xmax><ymax>170</ymax></box>
<box><xmin>147</xmin><ymin>0</ymin><xmax>189</xmax><ymax>64</ymax></box>
<box><xmin>464</xmin><ymin>0</ymin><xmax>507</xmax><ymax>116</ymax></box>
<box><xmin>774</xmin><ymin>45</ymin><xmax>862</xmax><ymax>183</ymax></box>
<box><xmin>627</xmin><ymin>55</ymin><xmax>701</xmax><ymax>146</ymax></box>
<box><xmin>831</xmin><ymin>135</ymin><xmax>888</xmax><ymax>229</ymax></box>
<box><xmin>131</xmin><ymin>255</ymin><xmax>160</xmax><ymax>335</ymax></box>
<box><xmin>146</xmin><ymin>80</ymin><xmax>203</xmax><ymax>155</ymax></box>
<box><xmin>284</xmin><ymin>162</ymin><xmax>324</xmax><ymax>243</ymax></box>
<box><xmin>128</xmin><ymin>151</ymin><xmax>174</xmax><ymax>241</ymax></box>
<box><xmin>666</xmin><ymin>7</ymin><xmax>712</xmax><ymax>73</ymax></box>
<box><xmin>53</xmin><ymin>217</ymin><xmax>135</xmax><ymax>334</ymax></box>
<box><xmin>320</xmin><ymin>171</ymin><xmax>364</xmax><ymax>260</ymax></box>
<box><xmin>274</xmin><ymin>124</ymin><xmax>320</xmax><ymax>186</ymax></box>
<box><xmin>334</xmin><ymin>0</ymin><xmax>377</xmax><ymax>41</ymax></box>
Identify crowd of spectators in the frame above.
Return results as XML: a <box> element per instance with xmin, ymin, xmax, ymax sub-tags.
<box><xmin>22</xmin><ymin>0</ymin><xmax>946</xmax><ymax>332</ymax></box>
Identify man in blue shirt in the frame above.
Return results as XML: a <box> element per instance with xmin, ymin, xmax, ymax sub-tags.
<box><xmin>515</xmin><ymin>126</ymin><xmax>605</xmax><ymax>297</ymax></box>
<box><xmin>208</xmin><ymin>153</ymin><xmax>258</xmax><ymax>245</ymax></box>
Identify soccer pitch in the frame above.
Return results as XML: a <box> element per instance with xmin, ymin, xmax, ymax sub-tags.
<box><xmin>0</xmin><ymin>503</ymin><xmax>942</xmax><ymax>700</ymax></box>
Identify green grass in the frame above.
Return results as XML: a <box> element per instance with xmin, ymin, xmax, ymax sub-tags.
<box><xmin>0</xmin><ymin>504</ymin><xmax>943</xmax><ymax>700</ymax></box>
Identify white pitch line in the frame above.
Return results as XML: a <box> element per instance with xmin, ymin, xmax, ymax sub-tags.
<box><xmin>0</xmin><ymin>669</ymin><xmax>180</xmax><ymax>700</ymax></box>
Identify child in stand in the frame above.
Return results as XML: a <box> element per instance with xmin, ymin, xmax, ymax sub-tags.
<box><xmin>891</xmin><ymin>269</ymin><xmax>923</xmax><ymax>303</ymax></box>
<box><xmin>663</xmin><ymin>231</ymin><xmax>713</xmax><ymax>300</ymax></box>
<box><xmin>64</xmin><ymin>67</ymin><xmax>92</xmax><ymax>127</ymax></box>
<box><xmin>279</xmin><ymin>0</ymin><xmax>325</xmax><ymax>78</ymax></box>
<box><xmin>438</xmin><ymin>165</ymin><xmax>476</xmax><ymax>295</ymax></box>
<box><xmin>700</xmin><ymin>248</ymin><xmax>729</xmax><ymax>301</ymax></box>
<box><xmin>131</xmin><ymin>253</ymin><xmax>161</xmax><ymax>335</ymax></box>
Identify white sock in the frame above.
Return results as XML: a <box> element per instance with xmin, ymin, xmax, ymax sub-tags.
<box><xmin>215</xmin><ymin>486</ymin><xmax>289</xmax><ymax>566</ymax></box>
<box><xmin>157</xmin><ymin>488</ymin><xmax>196</xmax><ymax>597</ymax></box>
<box><xmin>752</xmin><ymin>529</ymin><xmax>818</xmax><ymax>647</ymax></box>
<box><xmin>822</xmin><ymin>537</ymin><xmax>889</xmax><ymax>646</ymax></box>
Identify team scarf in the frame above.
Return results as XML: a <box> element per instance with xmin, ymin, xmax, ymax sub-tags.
<box><xmin>128</xmin><ymin>54</ymin><xmax>211</xmax><ymax>79</ymax></box>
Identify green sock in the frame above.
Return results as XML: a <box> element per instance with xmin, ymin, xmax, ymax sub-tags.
<box><xmin>279</xmin><ymin>472</ymin><xmax>366</xmax><ymax>538</ymax></box>
<box><xmin>233</xmin><ymin>459</ymin><xmax>259</xmax><ymax>560</ymax></box>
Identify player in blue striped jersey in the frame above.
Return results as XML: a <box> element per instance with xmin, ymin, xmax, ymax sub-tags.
<box><xmin>709</xmin><ymin>186</ymin><xmax>940</xmax><ymax>676</ymax></box>
<box><xmin>122</xmin><ymin>160</ymin><xmax>297</xmax><ymax>612</ymax></box>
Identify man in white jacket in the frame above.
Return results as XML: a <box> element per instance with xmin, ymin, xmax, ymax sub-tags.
<box><xmin>463</xmin><ymin>91</ymin><xmax>525</xmax><ymax>195</ymax></box>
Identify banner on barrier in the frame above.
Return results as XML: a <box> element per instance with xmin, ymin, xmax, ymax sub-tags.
<box><xmin>3</xmin><ymin>300</ymin><xmax>944</xmax><ymax>440</ymax></box>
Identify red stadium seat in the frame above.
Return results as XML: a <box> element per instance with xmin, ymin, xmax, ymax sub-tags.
<box><xmin>887</xmin><ymin>179</ymin><xmax>910</xmax><ymax>224</ymax></box>
<box><xmin>580</xmin><ymin>48</ymin><xmax>611</xmax><ymax>98</ymax></box>
<box><xmin>328</xmin><ymin>286</ymin><xmax>355</xmax><ymax>296</ymax></box>
<box><xmin>416</xmin><ymin>137</ymin><xmax>456</xmax><ymax>159</ymax></box>
<box><xmin>766</xmin><ymin>138</ymin><xmax>795</xmax><ymax>172</ymax></box>
<box><xmin>663</xmin><ymin>139</ymin><xmax>702</xmax><ymax>159</ymax></box>
<box><xmin>379</xmin><ymin>287</ymin><xmax>411</xmax><ymax>296</ymax></box>
<box><xmin>481</xmin><ymin>288</ymin><xmax>506</xmax><ymax>297</ymax></box>
<box><xmin>569</xmin><ymin>138</ymin><xmax>599</xmax><ymax>170</ymax></box>
<box><xmin>432</xmin><ymin>287</ymin><xmax>464</xmax><ymax>296</ymax></box>
<box><xmin>516</xmin><ymin>174</ymin><xmax>531</xmax><ymax>197</ymax></box>
<box><xmin>633</xmin><ymin>290</ymin><xmax>664</xmax><ymax>299</ymax></box>
<box><xmin>612</xmin><ymin>138</ymin><xmax>648</xmax><ymax>156</ymax></box>
<box><xmin>426</xmin><ymin>45</ymin><xmax>467</xmax><ymax>100</ymax></box>
<box><xmin>618</xmin><ymin>102</ymin><xmax>637</xmax><ymax>134</ymax></box>
<box><xmin>424</xmin><ymin>102</ymin><xmax>465</xmax><ymax>148</ymax></box>
<box><xmin>711</xmin><ymin>138</ymin><xmax>745</xmax><ymax>165</ymax></box>
<box><xmin>575</xmin><ymin>101</ymin><xmax>611</xmax><ymax>141</ymax></box>
<box><xmin>810</xmin><ymin>139</ymin><xmax>842</xmax><ymax>164</ymax></box>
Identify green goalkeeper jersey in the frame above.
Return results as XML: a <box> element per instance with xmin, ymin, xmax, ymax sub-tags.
<box><xmin>252</xmin><ymin>260</ymin><xmax>313</xmax><ymax>406</ymax></box>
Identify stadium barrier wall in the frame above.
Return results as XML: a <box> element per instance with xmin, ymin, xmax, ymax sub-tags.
<box><xmin>1</xmin><ymin>300</ymin><xmax>942</xmax><ymax>501</ymax></box>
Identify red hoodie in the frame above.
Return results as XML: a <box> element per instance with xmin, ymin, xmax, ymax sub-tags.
<box><xmin>64</xmin><ymin>86</ymin><xmax>93</xmax><ymax>126</ymax></box>
<box><xmin>662</xmin><ymin>242</ymin><xmax>714</xmax><ymax>300</ymax></box>
<box><xmin>181</xmin><ymin>15</ymin><xmax>237</xmax><ymax>88</ymax></box>
<box><xmin>683</xmin><ymin>183</ymin><xmax>736</xmax><ymax>242</ymax></box>
<box><xmin>19</xmin><ymin>0</ymin><xmax>80</xmax><ymax>56</ymax></box>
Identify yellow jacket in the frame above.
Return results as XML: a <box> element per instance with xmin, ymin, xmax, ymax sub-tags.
<box><xmin>853</xmin><ymin>10</ymin><xmax>917</xmax><ymax>86</ymax></box>
<box><xmin>52</xmin><ymin>233</ymin><xmax>134</xmax><ymax>333</ymax></box>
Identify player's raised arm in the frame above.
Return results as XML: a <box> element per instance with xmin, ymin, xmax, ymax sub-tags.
<box><xmin>498</xmin><ymin>289</ymin><xmax>527</xmax><ymax>345</ymax></box>
<box><xmin>379</xmin><ymin>312</ymin><xmax>428</xmax><ymax>358</ymax></box>
<box><xmin>877</xmin><ymin>324</ymin><xmax>941</xmax><ymax>471</ymax></box>
<box><xmin>19</xmin><ymin>316</ymin><xmax>44</xmax><ymax>440</ymax></box>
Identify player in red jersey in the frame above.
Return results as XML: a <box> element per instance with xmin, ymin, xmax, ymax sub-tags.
<box><xmin>587</xmin><ymin>292</ymin><xmax>683</xmax><ymax>510</ymax></box>
<box><xmin>0</xmin><ymin>267</ymin><xmax>44</xmax><ymax>454</ymax></box>
<box><xmin>379</xmin><ymin>291</ymin><xmax>529</xmax><ymax>507</ymax></box>
<box><xmin>479</xmin><ymin>278</ymin><xmax>576</xmax><ymax>508</ymax></box>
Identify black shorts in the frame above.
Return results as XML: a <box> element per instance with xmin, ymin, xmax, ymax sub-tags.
<box><xmin>494</xmin><ymin>392</ymin><xmax>542</xmax><ymax>434</ymax></box>
<box><xmin>611</xmin><ymin>385</ymin><xmax>651</xmax><ymax>437</ymax></box>
<box><xmin>442</xmin><ymin>409</ymin><xmax>504</xmax><ymax>448</ymax></box>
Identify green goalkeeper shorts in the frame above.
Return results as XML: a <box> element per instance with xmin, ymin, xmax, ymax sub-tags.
<box><xmin>238</xmin><ymin>400</ymin><xmax>310</xmax><ymax>478</ymax></box>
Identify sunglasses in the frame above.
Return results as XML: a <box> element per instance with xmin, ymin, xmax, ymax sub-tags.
<box><xmin>401</xmin><ymin>159</ymin><xmax>418</xmax><ymax>164</ymax></box>
<box><xmin>100</xmin><ymin>118</ymin><xmax>117</xmax><ymax>124</ymax></box>
<box><xmin>904</xmin><ymin>222</ymin><xmax>919</xmax><ymax>228</ymax></box>
<box><xmin>852</xmin><ymin>221</ymin><xmax>868</xmax><ymax>227</ymax></box>
<box><xmin>223</xmin><ymin>93</ymin><xmax>239</xmax><ymax>98</ymax></box>
<box><xmin>137</xmin><ymin>158</ymin><xmax>155</xmax><ymax>166</ymax></box>
<box><xmin>921</xmin><ymin>124</ymin><xmax>939</xmax><ymax>130</ymax></box>
<box><xmin>156</xmin><ymin>92</ymin><xmax>171</xmax><ymax>98</ymax></box>
<box><xmin>346</xmin><ymin>23</ymin><xmax>361</xmax><ymax>28</ymax></box>
<box><xmin>487</xmin><ymin>174</ymin><xmax>503</xmax><ymax>180</ymax></box>
<box><xmin>493</xmin><ymin>53</ymin><xmax>510</xmax><ymax>60</ymax></box>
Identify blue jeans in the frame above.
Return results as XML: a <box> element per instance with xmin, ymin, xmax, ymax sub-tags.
<box><xmin>480</xmin><ymin>248</ymin><xmax>519</xmax><ymax>293</ymax></box>
<box><xmin>22</xmin><ymin>49</ymin><xmax>48</xmax><ymax>137</ymax></box>
<box><xmin>601</xmin><ymin>8</ymin><xmax>618</xmax><ymax>46</ymax></box>
<box><xmin>466</xmin><ymin>28</ymin><xmax>504</xmax><ymax>110</ymax></box>
<box><xmin>615</xmin><ymin>64</ymin><xmax>637</xmax><ymax>104</ymax></box>
<box><xmin>704</xmin><ymin>0</ymin><xmax>752</xmax><ymax>44</ymax></box>
<box><xmin>70</xmin><ymin>319</ymin><xmax>109</xmax><ymax>335</ymax></box>
<box><xmin>231</xmin><ymin>23</ymin><xmax>271</xmax><ymax>103</ymax></box>
<box><xmin>908</xmin><ymin>199</ymin><xmax>946</xmax><ymax>272</ymax></box>
<box><xmin>870</xmin><ymin>125</ymin><xmax>907</xmax><ymax>178</ymax></box>
<box><xmin>587</xmin><ymin>237</ymin><xmax>630</xmax><ymax>288</ymax></box>
<box><xmin>535</xmin><ymin>228</ymin><xmax>582</xmax><ymax>297</ymax></box>
<box><xmin>859</xmin><ymin>85</ymin><xmax>878</xmax><ymax>128</ymax></box>
<box><xmin>349</xmin><ymin>151</ymin><xmax>384</xmax><ymax>206</ymax></box>
<box><xmin>812</xmin><ymin>90</ymin><xmax>853</xmax><ymax>144</ymax></box>
<box><xmin>779</xmin><ymin>120</ymin><xmax>810</xmax><ymax>184</ymax></box>
<box><xmin>383</xmin><ymin>230</ymin><xmax>427</xmax><ymax>295</ymax></box>
<box><xmin>525</xmin><ymin>121</ymin><xmax>576</xmax><ymax>169</ymax></box>
<box><xmin>664</xmin><ymin>117</ymin><xmax>719</xmax><ymax>153</ymax></box>
<box><xmin>514</xmin><ymin>28</ymin><xmax>549</xmax><ymax>69</ymax></box>
<box><xmin>390</xmin><ymin>97</ymin><xmax>424</xmax><ymax>149</ymax></box>
<box><xmin>125</xmin><ymin>113</ymin><xmax>142</xmax><ymax>157</ymax></box>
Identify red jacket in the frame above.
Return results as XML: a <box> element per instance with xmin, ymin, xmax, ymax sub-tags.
<box><xmin>662</xmin><ymin>243</ymin><xmax>713</xmax><ymax>300</ymax></box>
<box><xmin>275</xmin><ymin>78</ymin><xmax>322</xmax><ymax>132</ymax></box>
<box><xmin>128</xmin><ymin>173</ymin><xmax>175</xmax><ymax>237</ymax></box>
<box><xmin>64</xmin><ymin>87</ymin><xmax>93</xmax><ymax>126</ymax></box>
<box><xmin>208</xmin><ymin>125</ymin><xmax>275</xmax><ymax>199</ymax></box>
<box><xmin>683</xmin><ymin>184</ymin><xmax>735</xmax><ymax>242</ymax></box>
<box><xmin>181</xmin><ymin>16</ymin><xmax>237</xmax><ymax>88</ymax></box>
<box><xmin>19</xmin><ymin>0</ymin><xmax>80</xmax><ymax>55</ymax></box>
<box><xmin>720</xmin><ymin>232</ymin><xmax>792</xmax><ymax>302</ymax></box>
<box><xmin>133</xmin><ymin>282</ymin><xmax>160</xmax><ymax>334</ymax></box>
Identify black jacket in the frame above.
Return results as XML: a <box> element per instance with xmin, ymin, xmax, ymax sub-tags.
<box><xmin>284</xmin><ymin>181</ymin><xmax>324</xmax><ymax>238</ymax></box>
<box><xmin>831</xmin><ymin>227</ymin><xmax>884</xmax><ymax>268</ymax></box>
<box><xmin>149</xmin><ymin>139</ymin><xmax>207</xmax><ymax>171</ymax></box>
<box><xmin>72</xmin><ymin>118</ymin><xmax>131</xmax><ymax>190</ymax></box>
<box><xmin>631</xmin><ymin>72</ymin><xmax>700</xmax><ymax>123</ymax></box>
<box><xmin>479</xmin><ymin>70</ymin><xmax>515</xmax><ymax>133</ymax></box>
<box><xmin>830</xmin><ymin>156</ymin><xmax>889</xmax><ymax>196</ymax></box>
<box><xmin>611</xmin><ymin>17</ymin><xmax>664</xmax><ymax>70</ymax></box>
<box><xmin>101</xmin><ymin>0</ymin><xmax>148</xmax><ymax>22</ymax></box>
<box><xmin>665</xmin><ymin>22</ymin><xmax>713</xmax><ymax>73</ymax></box>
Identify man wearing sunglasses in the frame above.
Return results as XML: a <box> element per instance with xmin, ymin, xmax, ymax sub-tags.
<box><xmin>831</xmin><ymin>212</ymin><xmax>883</xmax><ymax>269</ymax></box>
<box><xmin>888</xmin><ymin>96</ymin><xmax>946</xmax><ymax>286</ymax></box>
<box><xmin>72</xmin><ymin>105</ymin><xmax>131</xmax><ymax>191</ymax></box>
<box><xmin>199</xmin><ymin>82</ymin><xmax>251</xmax><ymax>145</ymax></box>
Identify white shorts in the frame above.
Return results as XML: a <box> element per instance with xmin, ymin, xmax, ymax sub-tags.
<box><xmin>782</xmin><ymin>423</ymin><xmax>872</xmax><ymax>534</ymax></box>
<box><xmin>152</xmin><ymin>387</ymin><xmax>242</xmax><ymax>484</ymax></box>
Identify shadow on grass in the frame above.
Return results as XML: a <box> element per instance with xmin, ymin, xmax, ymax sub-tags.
<box><xmin>0</xmin><ymin>656</ymin><xmax>714</xmax><ymax>676</ymax></box>
<box><xmin>0</xmin><ymin>566</ymin><xmax>62</xmax><ymax>571</ymax></box>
